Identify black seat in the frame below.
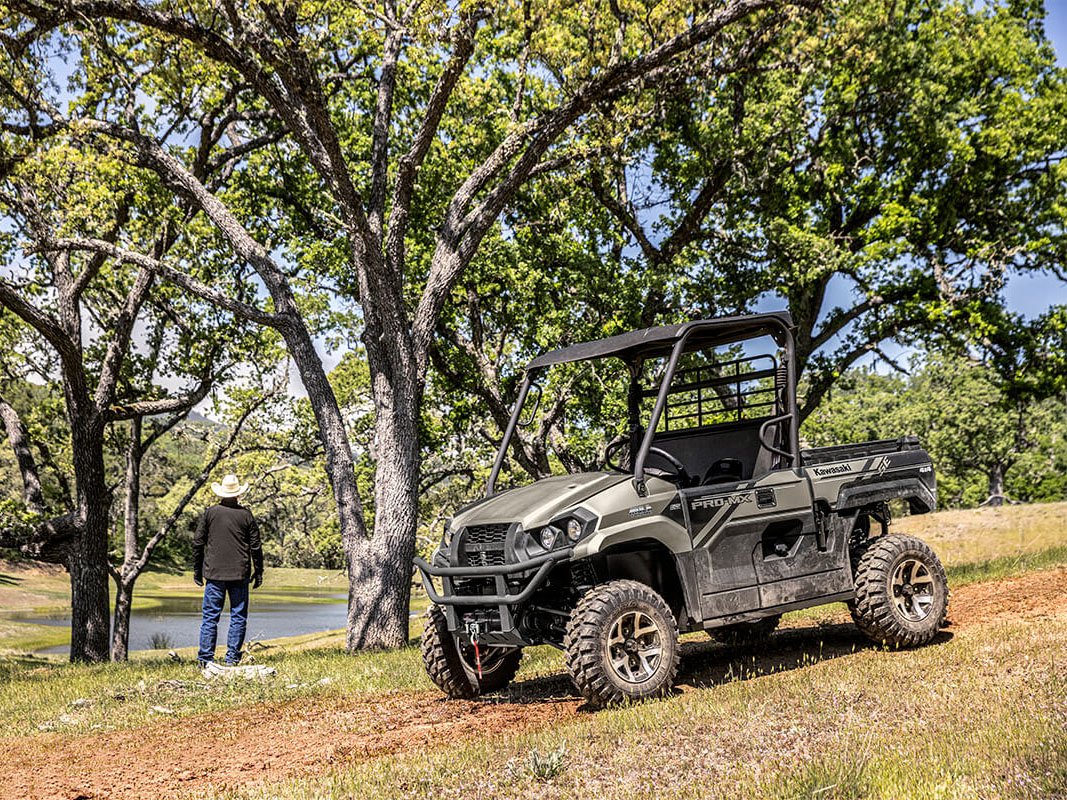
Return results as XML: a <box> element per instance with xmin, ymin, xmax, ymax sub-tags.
<box><xmin>702</xmin><ymin>457</ymin><xmax>744</xmax><ymax>486</ymax></box>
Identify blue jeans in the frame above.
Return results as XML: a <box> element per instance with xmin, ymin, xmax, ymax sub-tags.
<box><xmin>198</xmin><ymin>579</ymin><xmax>249</xmax><ymax>664</ymax></box>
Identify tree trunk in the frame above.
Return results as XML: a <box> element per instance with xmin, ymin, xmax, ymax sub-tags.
<box><xmin>271</xmin><ymin>314</ymin><xmax>411</xmax><ymax>647</ymax></box>
<box><xmin>110</xmin><ymin>417</ymin><xmax>141</xmax><ymax>662</ymax></box>
<box><xmin>67</xmin><ymin>409</ymin><xmax>112</xmax><ymax>663</ymax></box>
<box><xmin>346</xmin><ymin>470</ymin><xmax>419</xmax><ymax>649</ymax></box>
<box><xmin>111</xmin><ymin>577</ymin><xmax>134</xmax><ymax>662</ymax></box>
<box><xmin>68</xmin><ymin>539</ymin><xmax>111</xmax><ymax>662</ymax></box>
<box><xmin>345</xmin><ymin>362</ymin><xmax>422</xmax><ymax>650</ymax></box>
<box><xmin>277</xmin><ymin>316</ymin><xmax>367</xmax><ymax>523</ymax></box>
<box><xmin>987</xmin><ymin>463</ymin><xmax>1006</xmax><ymax>506</ymax></box>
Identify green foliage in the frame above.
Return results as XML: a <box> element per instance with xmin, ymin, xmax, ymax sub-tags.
<box><xmin>0</xmin><ymin>498</ymin><xmax>43</xmax><ymax>550</ymax></box>
<box><xmin>976</xmin><ymin>303</ymin><xmax>1067</xmax><ymax>402</ymax></box>
<box><xmin>802</xmin><ymin>353</ymin><xmax>1067</xmax><ymax>508</ymax></box>
<box><xmin>423</xmin><ymin>0</ymin><xmax>1067</xmax><ymax>494</ymax></box>
<box><xmin>507</xmin><ymin>745</ymin><xmax>568</xmax><ymax>783</ymax></box>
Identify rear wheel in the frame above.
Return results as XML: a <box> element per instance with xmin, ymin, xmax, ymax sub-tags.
<box><xmin>421</xmin><ymin>605</ymin><xmax>522</xmax><ymax>698</ymax></box>
<box><xmin>708</xmin><ymin>614</ymin><xmax>782</xmax><ymax>646</ymax></box>
<box><xmin>564</xmin><ymin>580</ymin><xmax>680</xmax><ymax>708</ymax></box>
<box><xmin>849</xmin><ymin>534</ymin><xmax>948</xmax><ymax>647</ymax></box>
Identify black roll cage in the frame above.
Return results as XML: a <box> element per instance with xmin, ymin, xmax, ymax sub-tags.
<box><xmin>485</xmin><ymin>313</ymin><xmax>800</xmax><ymax>497</ymax></box>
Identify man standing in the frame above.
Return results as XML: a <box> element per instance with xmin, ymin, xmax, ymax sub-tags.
<box><xmin>193</xmin><ymin>473</ymin><xmax>264</xmax><ymax>667</ymax></box>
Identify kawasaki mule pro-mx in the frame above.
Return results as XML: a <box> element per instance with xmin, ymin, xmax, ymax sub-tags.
<box><xmin>415</xmin><ymin>312</ymin><xmax>948</xmax><ymax>707</ymax></box>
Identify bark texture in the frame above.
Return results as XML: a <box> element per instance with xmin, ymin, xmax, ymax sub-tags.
<box><xmin>111</xmin><ymin>579</ymin><xmax>134</xmax><ymax>663</ymax></box>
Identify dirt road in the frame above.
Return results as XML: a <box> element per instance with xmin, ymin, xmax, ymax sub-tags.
<box><xmin>3</xmin><ymin>567</ymin><xmax>1066</xmax><ymax>800</ymax></box>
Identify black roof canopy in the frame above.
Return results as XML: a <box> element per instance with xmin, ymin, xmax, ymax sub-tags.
<box><xmin>525</xmin><ymin>311</ymin><xmax>795</xmax><ymax>371</ymax></box>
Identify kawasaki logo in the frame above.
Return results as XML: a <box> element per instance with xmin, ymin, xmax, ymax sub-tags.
<box><xmin>813</xmin><ymin>463</ymin><xmax>852</xmax><ymax>478</ymax></box>
<box><xmin>691</xmin><ymin>493</ymin><xmax>752</xmax><ymax>510</ymax></box>
<box><xmin>466</xmin><ymin>542</ymin><xmax>502</xmax><ymax>553</ymax></box>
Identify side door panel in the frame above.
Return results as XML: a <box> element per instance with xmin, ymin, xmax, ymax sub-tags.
<box><xmin>749</xmin><ymin>473</ymin><xmax>852</xmax><ymax>607</ymax></box>
<box><xmin>681</xmin><ymin>469</ymin><xmax>850</xmax><ymax>622</ymax></box>
<box><xmin>681</xmin><ymin>479</ymin><xmax>769</xmax><ymax>619</ymax></box>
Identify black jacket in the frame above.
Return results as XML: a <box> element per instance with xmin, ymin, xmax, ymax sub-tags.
<box><xmin>193</xmin><ymin>500</ymin><xmax>264</xmax><ymax>582</ymax></box>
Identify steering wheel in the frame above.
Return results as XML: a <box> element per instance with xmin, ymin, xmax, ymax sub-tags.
<box><xmin>605</xmin><ymin>441</ymin><xmax>692</xmax><ymax>486</ymax></box>
<box><xmin>604</xmin><ymin>439</ymin><xmax>630</xmax><ymax>472</ymax></box>
<box><xmin>645</xmin><ymin>446</ymin><xmax>693</xmax><ymax>486</ymax></box>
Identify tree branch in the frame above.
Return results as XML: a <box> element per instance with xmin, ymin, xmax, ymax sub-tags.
<box><xmin>0</xmin><ymin>393</ymin><xmax>46</xmax><ymax>512</ymax></box>
<box><xmin>93</xmin><ymin>265</ymin><xmax>155</xmax><ymax>413</ymax></box>
<box><xmin>384</xmin><ymin>10</ymin><xmax>481</xmax><ymax>274</ymax></box>
<box><xmin>41</xmin><ymin>236</ymin><xmax>282</xmax><ymax>326</ymax></box>
<box><xmin>411</xmin><ymin>0</ymin><xmax>810</xmax><ymax>374</ymax></box>
<box><xmin>586</xmin><ymin>168</ymin><xmax>660</xmax><ymax>262</ymax></box>
<box><xmin>105</xmin><ymin>365</ymin><xmax>222</xmax><ymax>422</ymax></box>
<box><xmin>0</xmin><ymin>279</ymin><xmax>82</xmax><ymax>375</ymax></box>
<box><xmin>368</xmin><ymin>2</ymin><xmax>403</xmax><ymax>240</ymax></box>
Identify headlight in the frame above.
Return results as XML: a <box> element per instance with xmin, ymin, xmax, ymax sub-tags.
<box><xmin>566</xmin><ymin>519</ymin><xmax>582</xmax><ymax>542</ymax></box>
<box><xmin>538</xmin><ymin>525</ymin><xmax>561</xmax><ymax>549</ymax></box>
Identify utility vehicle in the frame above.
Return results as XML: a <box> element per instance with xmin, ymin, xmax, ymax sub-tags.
<box><xmin>415</xmin><ymin>312</ymin><xmax>948</xmax><ymax>707</ymax></box>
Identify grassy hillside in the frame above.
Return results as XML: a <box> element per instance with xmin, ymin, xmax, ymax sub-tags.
<box><xmin>225</xmin><ymin>608</ymin><xmax>1067</xmax><ymax>800</ymax></box>
<box><xmin>896</xmin><ymin>501</ymin><xmax>1067</xmax><ymax>563</ymax></box>
<box><xmin>0</xmin><ymin>501</ymin><xmax>1063</xmax><ymax>799</ymax></box>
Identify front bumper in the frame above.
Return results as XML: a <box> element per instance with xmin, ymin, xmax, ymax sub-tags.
<box><xmin>413</xmin><ymin>548</ymin><xmax>572</xmax><ymax>645</ymax></box>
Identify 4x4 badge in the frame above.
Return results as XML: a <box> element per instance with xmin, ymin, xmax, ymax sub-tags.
<box><xmin>628</xmin><ymin>504</ymin><xmax>653</xmax><ymax>517</ymax></box>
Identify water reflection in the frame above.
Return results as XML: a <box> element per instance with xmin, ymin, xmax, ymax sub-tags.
<box><xmin>15</xmin><ymin>593</ymin><xmax>350</xmax><ymax>654</ymax></box>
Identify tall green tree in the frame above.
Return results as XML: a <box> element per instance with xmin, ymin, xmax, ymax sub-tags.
<box><xmin>462</xmin><ymin>0</ymin><xmax>1067</xmax><ymax>423</ymax></box>
<box><xmin>419</xmin><ymin>0</ymin><xmax>1067</xmax><ymax>503</ymax></box>
<box><xmin>802</xmin><ymin>354</ymin><xmax>1067</xmax><ymax>508</ymax></box>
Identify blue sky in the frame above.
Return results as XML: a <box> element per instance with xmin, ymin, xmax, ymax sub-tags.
<box><xmin>1007</xmin><ymin>4</ymin><xmax>1067</xmax><ymax>318</ymax></box>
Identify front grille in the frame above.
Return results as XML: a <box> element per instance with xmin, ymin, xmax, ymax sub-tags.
<box><xmin>464</xmin><ymin>550</ymin><xmax>506</xmax><ymax>568</ymax></box>
<box><xmin>465</xmin><ymin>524</ymin><xmax>509</xmax><ymax>545</ymax></box>
<box><xmin>460</xmin><ymin>523</ymin><xmax>510</xmax><ymax>568</ymax></box>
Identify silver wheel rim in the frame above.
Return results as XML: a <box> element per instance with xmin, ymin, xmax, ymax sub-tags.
<box><xmin>891</xmin><ymin>557</ymin><xmax>936</xmax><ymax>622</ymax></box>
<box><xmin>606</xmin><ymin>610</ymin><xmax>663</xmax><ymax>684</ymax></box>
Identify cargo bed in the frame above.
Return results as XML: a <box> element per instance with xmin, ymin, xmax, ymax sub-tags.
<box><xmin>801</xmin><ymin>435</ymin><xmax>921</xmax><ymax>466</ymax></box>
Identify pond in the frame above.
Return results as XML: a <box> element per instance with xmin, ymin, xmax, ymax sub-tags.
<box><xmin>15</xmin><ymin>593</ymin><xmax>351</xmax><ymax>655</ymax></box>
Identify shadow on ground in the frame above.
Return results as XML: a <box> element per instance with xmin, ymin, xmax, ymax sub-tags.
<box><xmin>484</xmin><ymin>622</ymin><xmax>953</xmax><ymax>709</ymax></box>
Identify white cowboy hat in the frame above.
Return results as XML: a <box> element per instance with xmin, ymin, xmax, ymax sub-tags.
<box><xmin>211</xmin><ymin>474</ymin><xmax>249</xmax><ymax>498</ymax></box>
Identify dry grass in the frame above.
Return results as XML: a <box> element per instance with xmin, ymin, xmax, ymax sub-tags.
<box><xmin>896</xmin><ymin>500</ymin><xmax>1067</xmax><ymax>565</ymax></box>
<box><xmin>219</xmin><ymin>616</ymin><xmax>1067</xmax><ymax>800</ymax></box>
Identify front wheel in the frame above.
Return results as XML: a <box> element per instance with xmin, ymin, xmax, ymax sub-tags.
<box><xmin>849</xmin><ymin>534</ymin><xmax>949</xmax><ymax>647</ymax></box>
<box><xmin>421</xmin><ymin>605</ymin><xmax>522</xmax><ymax>698</ymax></box>
<box><xmin>564</xmin><ymin>580</ymin><xmax>680</xmax><ymax>708</ymax></box>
